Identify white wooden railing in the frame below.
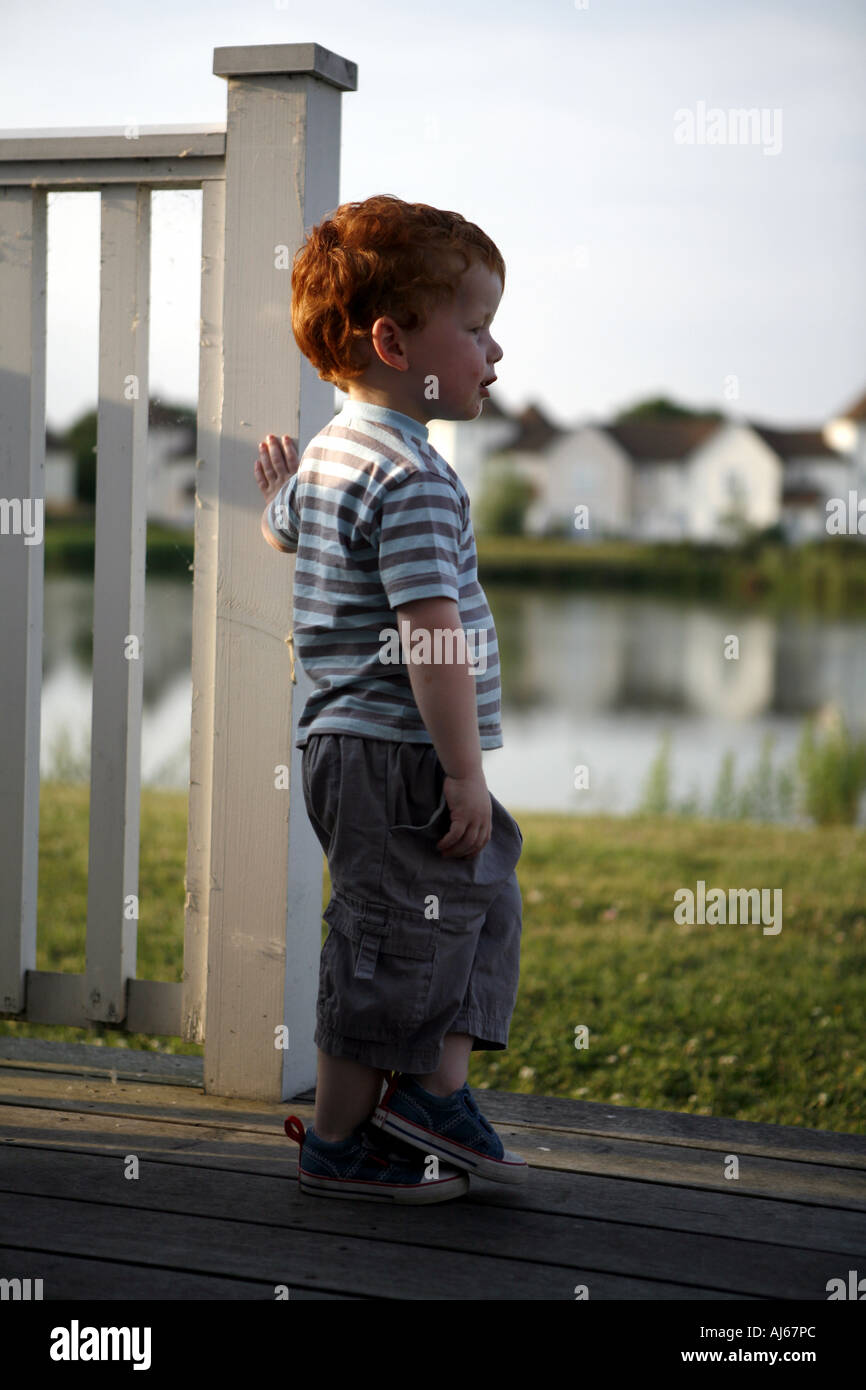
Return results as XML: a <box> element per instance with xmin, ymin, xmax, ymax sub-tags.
<box><xmin>0</xmin><ymin>43</ymin><xmax>356</xmax><ymax>1100</ymax></box>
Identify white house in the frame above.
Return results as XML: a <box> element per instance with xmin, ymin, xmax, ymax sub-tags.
<box><xmin>521</xmin><ymin>423</ymin><xmax>632</xmax><ymax>540</ymax></box>
<box><xmin>44</xmin><ymin>401</ymin><xmax>198</xmax><ymax>527</ymax></box>
<box><xmin>45</xmin><ymin>428</ymin><xmax>77</xmax><ymax>509</ymax></box>
<box><xmin>687</xmin><ymin>421</ymin><xmax>782</xmax><ymax>542</ymax></box>
<box><xmin>503</xmin><ymin>414</ymin><xmax>781</xmax><ymax>544</ymax></box>
<box><xmin>144</xmin><ymin>402</ymin><xmax>197</xmax><ymax>529</ymax></box>
<box><xmin>43</xmin><ymin>382</ymin><xmax>866</xmax><ymax>543</ymax></box>
<box><xmin>751</xmin><ymin>422</ymin><xmax>854</xmax><ymax>544</ymax></box>
<box><xmin>824</xmin><ymin>386</ymin><xmax>866</xmax><ymax>491</ymax></box>
<box><xmin>466</xmin><ymin>388</ymin><xmax>865</xmax><ymax>546</ymax></box>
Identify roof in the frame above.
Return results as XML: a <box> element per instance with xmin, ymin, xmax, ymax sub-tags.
<box><xmin>504</xmin><ymin>402</ymin><xmax>566</xmax><ymax>453</ymax></box>
<box><xmin>781</xmin><ymin>486</ymin><xmax>823</xmax><ymax>505</ymax></box>
<box><xmin>750</xmin><ymin>424</ymin><xmax>839</xmax><ymax>459</ymax></box>
<box><xmin>603</xmin><ymin>418</ymin><xmax>721</xmax><ymax>462</ymax></box>
<box><xmin>837</xmin><ymin>387</ymin><xmax>866</xmax><ymax>423</ymax></box>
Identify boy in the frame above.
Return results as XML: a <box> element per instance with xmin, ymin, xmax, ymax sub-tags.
<box><xmin>254</xmin><ymin>194</ymin><xmax>526</xmax><ymax>1204</ymax></box>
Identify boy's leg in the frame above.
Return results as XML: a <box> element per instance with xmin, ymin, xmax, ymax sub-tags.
<box><xmin>313</xmin><ymin>1050</ymin><xmax>384</xmax><ymax>1141</ymax></box>
<box><xmin>304</xmin><ymin>736</ymin><xmax>522</xmax><ymax>1133</ymax></box>
<box><xmin>313</xmin><ymin>1031</ymin><xmax>474</xmax><ymax>1139</ymax></box>
<box><xmin>408</xmin><ymin>1032</ymin><xmax>474</xmax><ymax>1097</ymax></box>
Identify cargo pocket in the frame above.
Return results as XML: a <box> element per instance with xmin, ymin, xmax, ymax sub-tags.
<box><xmin>317</xmin><ymin>887</ymin><xmax>439</xmax><ymax>1042</ymax></box>
<box><xmin>389</xmin><ymin>790</ymin><xmax>450</xmax><ymax>835</ymax></box>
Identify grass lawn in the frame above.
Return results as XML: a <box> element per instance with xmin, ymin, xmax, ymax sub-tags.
<box><xmin>5</xmin><ymin>781</ymin><xmax>864</xmax><ymax>1134</ymax></box>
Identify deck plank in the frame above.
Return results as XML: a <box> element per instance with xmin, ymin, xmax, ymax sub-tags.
<box><xmin>3</xmin><ymin>1111</ymin><xmax>866</xmax><ymax>1254</ymax></box>
<box><xmin>0</xmin><ymin>1192</ymin><xmax>754</xmax><ymax>1300</ymax></box>
<box><xmin>0</xmin><ymin>1249</ymin><xmax>361</xmax><ymax>1299</ymax></box>
<box><xmin>2</xmin><ymin>1094</ymin><xmax>863</xmax><ymax>1210</ymax></box>
<box><xmin>2</xmin><ymin>1062</ymin><xmax>864</xmax><ymax>1165</ymax></box>
<box><xmin>0</xmin><ymin>1143</ymin><xmax>862</xmax><ymax>1299</ymax></box>
<box><xmin>1</xmin><ymin>1050</ymin><xmax>863</xmax><ymax>1300</ymax></box>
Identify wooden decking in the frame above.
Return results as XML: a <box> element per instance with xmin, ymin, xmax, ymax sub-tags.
<box><xmin>1</xmin><ymin>1038</ymin><xmax>864</xmax><ymax>1300</ymax></box>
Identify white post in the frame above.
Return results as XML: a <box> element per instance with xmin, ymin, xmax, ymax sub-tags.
<box><xmin>0</xmin><ymin>188</ymin><xmax>46</xmax><ymax>1016</ymax></box>
<box><xmin>195</xmin><ymin>44</ymin><xmax>356</xmax><ymax>1099</ymax></box>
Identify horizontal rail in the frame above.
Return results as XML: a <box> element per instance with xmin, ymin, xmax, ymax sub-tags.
<box><xmin>3</xmin><ymin>971</ymin><xmax>182</xmax><ymax>1036</ymax></box>
<box><xmin>0</xmin><ymin>160</ymin><xmax>224</xmax><ymax>190</ymax></box>
<box><xmin>0</xmin><ymin>126</ymin><xmax>227</xmax><ymax>159</ymax></box>
<box><xmin>0</xmin><ymin>127</ymin><xmax>227</xmax><ymax>189</ymax></box>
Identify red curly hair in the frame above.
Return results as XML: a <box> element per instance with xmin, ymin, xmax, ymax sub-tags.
<box><xmin>290</xmin><ymin>193</ymin><xmax>505</xmax><ymax>392</ymax></box>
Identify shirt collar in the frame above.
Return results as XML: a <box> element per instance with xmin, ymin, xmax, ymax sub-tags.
<box><xmin>337</xmin><ymin>397</ymin><xmax>429</xmax><ymax>444</ymax></box>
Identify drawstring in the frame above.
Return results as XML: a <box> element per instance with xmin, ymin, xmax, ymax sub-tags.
<box><xmin>284</xmin><ymin>631</ymin><xmax>297</xmax><ymax>683</ymax></box>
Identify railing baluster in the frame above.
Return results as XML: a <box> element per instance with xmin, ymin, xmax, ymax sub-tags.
<box><xmin>182</xmin><ymin>174</ymin><xmax>225</xmax><ymax>1045</ymax></box>
<box><xmin>84</xmin><ymin>185</ymin><xmax>151</xmax><ymax>1025</ymax></box>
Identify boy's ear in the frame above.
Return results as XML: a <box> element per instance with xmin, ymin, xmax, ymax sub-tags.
<box><xmin>370</xmin><ymin>315</ymin><xmax>409</xmax><ymax>372</ymax></box>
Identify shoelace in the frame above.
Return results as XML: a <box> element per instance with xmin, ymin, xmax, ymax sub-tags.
<box><xmin>358</xmin><ymin>1124</ymin><xmax>412</xmax><ymax>1169</ymax></box>
<box><xmin>382</xmin><ymin>1074</ymin><xmax>495</xmax><ymax>1138</ymax></box>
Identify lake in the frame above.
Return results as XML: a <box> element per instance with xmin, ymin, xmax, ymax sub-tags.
<box><xmin>39</xmin><ymin>575</ymin><xmax>866</xmax><ymax>823</ymax></box>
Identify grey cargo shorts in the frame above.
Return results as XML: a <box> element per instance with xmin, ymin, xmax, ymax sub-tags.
<box><xmin>301</xmin><ymin>733</ymin><xmax>524</xmax><ymax>1073</ymax></box>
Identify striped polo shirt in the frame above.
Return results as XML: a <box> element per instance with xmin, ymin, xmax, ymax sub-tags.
<box><xmin>265</xmin><ymin>397</ymin><xmax>503</xmax><ymax>751</ymax></box>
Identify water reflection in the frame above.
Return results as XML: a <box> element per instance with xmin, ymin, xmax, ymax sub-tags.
<box><xmin>39</xmin><ymin>575</ymin><xmax>866</xmax><ymax>820</ymax></box>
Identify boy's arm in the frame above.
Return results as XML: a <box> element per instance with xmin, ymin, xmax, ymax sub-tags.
<box><xmin>377</xmin><ymin>473</ymin><xmax>489</xmax><ymax>855</ymax></box>
<box><xmin>396</xmin><ymin>594</ymin><xmax>490</xmax><ymax>856</ymax></box>
<box><xmin>261</xmin><ymin>509</ymin><xmax>295</xmax><ymax>552</ymax></box>
<box><xmin>396</xmin><ymin>596</ymin><xmax>482</xmax><ymax>779</ymax></box>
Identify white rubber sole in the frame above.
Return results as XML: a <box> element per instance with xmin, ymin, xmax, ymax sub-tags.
<box><xmin>370</xmin><ymin>1105</ymin><xmax>529</xmax><ymax>1184</ymax></box>
<box><xmin>297</xmin><ymin>1167</ymin><xmax>470</xmax><ymax>1204</ymax></box>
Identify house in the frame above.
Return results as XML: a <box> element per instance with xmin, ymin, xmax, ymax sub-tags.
<box><xmin>462</xmin><ymin>386</ymin><xmax>866</xmax><ymax>545</ymax></box>
<box><xmin>45</xmin><ymin>428</ymin><xmax>77</xmax><ymax>511</ymax></box>
<box><xmin>144</xmin><ymin>401</ymin><xmax>197</xmax><ymax>528</ymax></box>
<box><xmin>44</xmin><ymin>400</ymin><xmax>198</xmax><ymax>527</ymax></box>
<box><xmin>43</xmin><ymin>382</ymin><xmax>866</xmax><ymax>543</ymax></box>
<box><xmin>490</xmin><ymin>414</ymin><xmax>785</xmax><ymax>544</ymax></box>
<box><xmin>824</xmin><ymin>386</ymin><xmax>866</xmax><ymax>488</ymax></box>
<box><xmin>751</xmin><ymin>424</ymin><xmax>852</xmax><ymax>544</ymax></box>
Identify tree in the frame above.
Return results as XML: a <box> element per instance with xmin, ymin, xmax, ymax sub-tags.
<box><xmin>59</xmin><ymin>397</ymin><xmax>197</xmax><ymax>506</ymax></box>
<box><xmin>64</xmin><ymin>409</ymin><xmax>98</xmax><ymax>506</ymax></box>
<box><xmin>614</xmin><ymin>396</ymin><xmax>724</xmax><ymax>423</ymax></box>
<box><xmin>475</xmin><ymin>467</ymin><xmax>535</xmax><ymax>536</ymax></box>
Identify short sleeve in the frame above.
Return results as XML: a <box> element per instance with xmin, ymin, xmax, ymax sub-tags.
<box><xmin>373</xmin><ymin>472</ymin><xmax>463</xmax><ymax>607</ymax></box>
<box><xmin>266</xmin><ymin>472</ymin><xmax>300</xmax><ymax>550</ymax></box>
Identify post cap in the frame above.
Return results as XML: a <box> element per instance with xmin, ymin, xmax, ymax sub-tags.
<box><xmin>213</xmin><ymin>43</ymin><xmax>357</xmax><ymax>91</ymax></box>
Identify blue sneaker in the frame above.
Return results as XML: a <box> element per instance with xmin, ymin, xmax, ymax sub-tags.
<box><xmin>368</xmin><ymin>1074</ymin><xmax>529</xmax><ymax>1184</ymax></box>
<box><xmin>284</xmin><ymin>1113</ymin><xmax>470</xmax><ymax>1204</ymax></box>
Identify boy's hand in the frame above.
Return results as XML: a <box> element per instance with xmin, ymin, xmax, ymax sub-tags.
<box><xmin>437</xmin><ymin>770</ymin><xmax>492</xmax><ymax>858</ymax></box>
<box><xmin>254</xmin><ymin>433</ymin><xmax>299</xmax><ymax>505</ymax></box>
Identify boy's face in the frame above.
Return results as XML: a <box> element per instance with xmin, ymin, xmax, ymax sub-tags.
<box><xmin>357</xmin><ymin>258</ymin><xmax>504</xmax><ymax>424</ymax></box>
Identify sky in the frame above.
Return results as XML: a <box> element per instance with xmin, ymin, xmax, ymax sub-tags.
<box><xmin>2</xmin><ymin>0</ymin><xmax>865</xmax><ymax>435</ymax></box>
